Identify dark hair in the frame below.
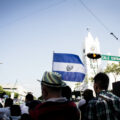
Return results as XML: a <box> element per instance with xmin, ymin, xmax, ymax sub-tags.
<box><xmin>26</xmin><ymin>93</ymin><xmax>34</xmax><ymax>101</ymax></box>
<box><xmin>4</xmin><ymin>98</ymin><xmax>13</xmax><ymax>107</ymax></box>
<box><xmin>94</xmin><ymin>72</ymin><xmax>109</xmax><ymax>90</ymax></box>
<box><xmin>62</xmin><ymin>86</ymin><xmax>72</xmax><ymax>100</ymax></box>
<box><xmin>83</xmin><ymin>89</ymin><xmax>94</xmax><ymax>102</ymax></box>
<box><xmin>10</xmin><ymin>105</ymin><xmax>21</xmax><ymax>116</ymax></box>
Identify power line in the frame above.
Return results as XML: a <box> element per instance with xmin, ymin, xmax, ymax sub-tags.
<box><xmin>79</xmin><ymin>0</ymin><xmax>118</xmax><ymax>40</ymax></box>
<box><xmin>0</xmin><ymin>0</ymin><xmax>66</xmax><ymax>29</ymax></box>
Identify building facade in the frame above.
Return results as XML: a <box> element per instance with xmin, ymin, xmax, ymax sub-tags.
<box><xmin>83</xmin><ymin>32</ymin><xmax>101</xmax><ymax>79</ymax></box>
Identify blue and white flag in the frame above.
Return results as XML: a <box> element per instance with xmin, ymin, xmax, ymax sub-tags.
<box><xmin>52</xmin><ymin>53</ymin><xmax>86</xmax><ymax>82</ymax></box>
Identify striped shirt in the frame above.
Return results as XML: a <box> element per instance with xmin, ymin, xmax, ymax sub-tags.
<box><xmin>85</xmin><ymin>90</ymin><xmax>120</xmax><ymax>120</ymax></box>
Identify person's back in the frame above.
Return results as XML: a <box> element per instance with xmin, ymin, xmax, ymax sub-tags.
<box><xmin>33</xmin><ymin>99</ymin><xmax>79</xmax><ymax>120</ymax></box>
<box><xmin>10</xmin><ymin>105</ymin><xmax>21</xmax><ymax>120</ymax></box>
<box><xmin>85</xmin><ymin>72</ymin><xmax>120</xmax><ymax>120</ymax></box>
<box><xmin>78</xmin><ymin>89</ymin><xmax>95</xmax><ymax>120</ymax></box>
<box><xmin>30</xmin><ymin>71</ymin><xmax>80</xmax><ymax>120</ymax></box>
<box><xmin>0</xmin><ymin>98</ymin><xmax>13</xmax><ymax>118</ymax></box>
<box><xmin>87</xmin><ymin>90</ymin><xmax>120</xmax><ymax>120</ymax></box>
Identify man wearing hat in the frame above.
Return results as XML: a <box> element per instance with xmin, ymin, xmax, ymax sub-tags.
<box><xmin>30</xmin><ymin>71</ymin><xmax>80</xmax><ymax>120</ymax></box>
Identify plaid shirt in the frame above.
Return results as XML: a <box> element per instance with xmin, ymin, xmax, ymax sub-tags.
<box><xmin>85</xmin><ymin>90</ymin><xmax>120</xmax><ymax>120</ymax></box>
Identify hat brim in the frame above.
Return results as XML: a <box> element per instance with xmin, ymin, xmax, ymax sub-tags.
<box><xmin>41</xmin><ymin>81</ymin><xmax>66</xmax><ymax>87</ymax></box>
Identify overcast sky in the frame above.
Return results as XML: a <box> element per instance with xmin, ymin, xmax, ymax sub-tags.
<box><xmin>0</xmin><ymin>0</ymin><xmax>120</xmax><ymax>97</ymax></box>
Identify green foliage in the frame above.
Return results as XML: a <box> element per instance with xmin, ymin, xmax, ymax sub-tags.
<box><xmin>0</xmin><ymin>86</ymin><xmax>4</xmax><ymax>92</ymax></box>
<box><xmin>0</xmin><ymin>85</ymin><xmax>19</xmax><ymax>98</ymax></box>
<box><xmin>105</xmin><ymin>63</ymin><xmax>120</xmax><ymax>74</ymax></box>
<box><xmin>84</xmin><ymin>75</ymin><xmax>94</xmax><ymax>83</ymax></box>
<box><xmin>74</xmin><ymin>82</ymin><xmax>81</xmax><ymax>90</ymax></box>
<box><xmin>5</xmin><ymin>91</ymin><xmax>11</xmax><ymax>97</ymax></box>
<box><xmin>4</xmin><ymin>91</ymin><xmax>19</xmax><ymax>98</ymax></box>
<box><xmin>34</xmin><ymin>96</ymin><xmax>37</xmax><ymax>100</ymax></box>
<box><xmin>104</xmin><ymin>63</ymin><xmax>120</xmax><ymax>82</ymax></box>
<box><xmin>38</xmin><ymin>96</ymin><xmax>43</xmax><ymax>102</ymax></box>
<box><xmin>89</xmin><ymin>77</ymin><xmax>94</xmax><ymax>82</ymax></box>
<box><xmin>14</xmin><ymin>92</ymin><xmax>19</xmax><ymax>98</ymax></box>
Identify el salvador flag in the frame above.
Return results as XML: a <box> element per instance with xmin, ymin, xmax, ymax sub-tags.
<box><xmin>52</xmin><ymin>53</ymin><xmax>86</xmax><ymax>82</ymax></box>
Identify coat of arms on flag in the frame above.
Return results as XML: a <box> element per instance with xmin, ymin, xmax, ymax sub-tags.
<box><xmin>52</xmin><ymin>53</ymin><xmax>86</xmax><ymax>82</ymax></box>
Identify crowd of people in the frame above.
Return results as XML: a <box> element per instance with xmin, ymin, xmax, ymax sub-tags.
<box><xmin>0</xmin><ymin>71</ymin><xmax>120</xmax><ymax>120</ymax></box>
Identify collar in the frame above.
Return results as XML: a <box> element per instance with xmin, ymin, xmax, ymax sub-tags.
<box><xmin>97</xmin><ymin>90</ymin><xmax>108</xmax><ymax>97</ymax></box>
<box><xmin>46</xmin><ymin>97</ymin><xmax>67</xmax><ymax>102</ymax></box>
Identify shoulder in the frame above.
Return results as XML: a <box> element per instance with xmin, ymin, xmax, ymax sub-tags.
<box><xmin>32</xmin><ymin>101</ymin><xmax>80</xmax><ymax>120</ymax></box>
<box><xmin>35</xmin><ymin>101</ymin><xmax>77</xmax><ymax>109</ymax></box>
<box><xmin>99</xmin><ymin>91</ymin><xmax>120</xmax><ymax>102</ymax></box>
<box><xmin>78</xmin><ymin>99</ymin><xmax>86</xmax><ymax>108</ymax></box>
<box><xmin>88</xmin><ymin>98</ymin><xmax>98</xmax><ymax>105</ymax></box>
<box><xmin>87</xmin><ymin>97</ymin><xmax>108</xmax><ymax>110</ymax></box>
<box><xmin>0</xmin><ymin>107</ymin><xmax>10</xmax><ymax>112</ymax></box>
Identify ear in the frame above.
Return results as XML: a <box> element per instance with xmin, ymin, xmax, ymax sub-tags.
<box><xmin>42</xmin><ymin>85</ymin><xmax>48</xmax><ymax>100</ymax></box>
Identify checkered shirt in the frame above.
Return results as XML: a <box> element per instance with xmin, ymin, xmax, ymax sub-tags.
<box><xmin>85</xmin><ymin>90</ymin><xmax>120</xmax><ymax>120</ymax></box>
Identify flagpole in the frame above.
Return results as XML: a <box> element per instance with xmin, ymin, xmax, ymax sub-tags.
<box><xmin>52</xmin><ymin>51</ymin><xmax>55</xmax><ymax>71</ymax></box>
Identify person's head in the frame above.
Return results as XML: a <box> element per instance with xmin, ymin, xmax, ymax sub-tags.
<box><xmin>62</xmin><ymin>86</ymin><xmax>72</xmax><ymax>100</ymax></box>
<box><xmin>4</xmin><ymin>98</ymin><xmax>13</xmax><ymax>107</ymax></box>
<box><xmin>25</xmin><ymin>93</ymin><xmax>34</xmax><ymax>102</ymax></box>
<box><xmin>10</xmin><ymin>105</ymin><xmax>21</xmax><ymax>116</ymax></box>
<box><xmin>82</xmin><ymin>89</ymin><xmax>94</xmax><ymax>102</ymax></box>
<box><xmin>93</xmin><ymin>72</ymin><xmax>109</xmax><ymax>94</ymax></box>
<box><xmin>25</xmin><ymin>93</ymin><xmax>34</xmax><ymax>106</ymax></box>
<box><xmin>41</xmin><ymin>71</ymin><xmax>66</xmax><ymax>100</ymax></box>
<box><xmin>28</xmin><ymin>100</ymin><xmax>41</xmax><ymax>111</ymax></box>
<box><xmin>112</xmin><ymin>81</ymin><xmax>120</xmax><ymax>97</ymax></box>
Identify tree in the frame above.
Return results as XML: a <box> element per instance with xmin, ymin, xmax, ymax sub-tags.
<box><xmin>0</xmin><ymin>85</ymin><xmax>20</xmax><ymax>98</ymax></box>
<box><xmin>5</xmin><ymin>91</ymin><xmax>11</xmax><ymax>97</ymax></box>
<box><xmin>104</xmin><ymin>63</ymin><xmax>120</xmax><ymax>82</ymax></box>
<box><xmin>14</xmin><ymin>92</ymin><xmax>19</xmax><ymax>98</ymax></box>
<box><xmin>0</xmin><ymin>85</ymin><xmax>4</xmax><ymax>91</ymax></box>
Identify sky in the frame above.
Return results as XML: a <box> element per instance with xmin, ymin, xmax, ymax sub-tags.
<box><xmin>0</xmin><ymin>0</ymin><xmax>120</xmax><ymax>98</ymax></box>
